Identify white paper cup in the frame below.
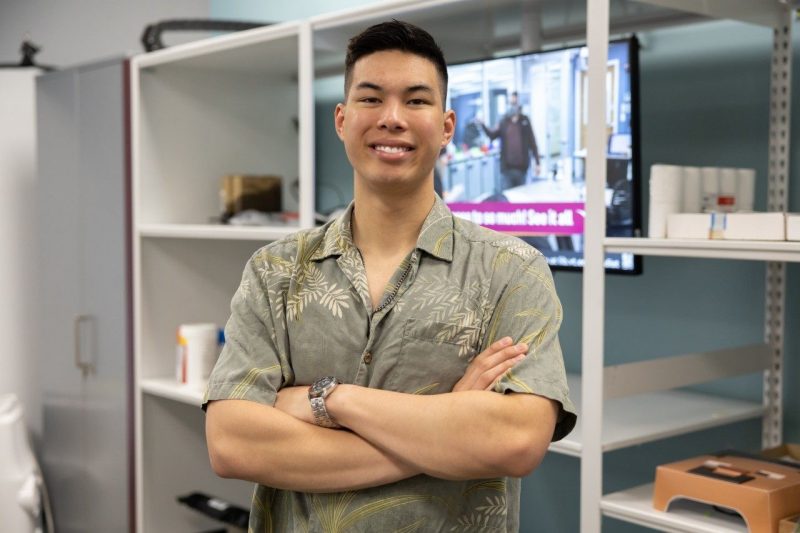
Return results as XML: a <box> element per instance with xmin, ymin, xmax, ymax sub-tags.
<box><xmin>682</xmin><ymin>166</ymin><xmax>702</xmax><ymax>213</ymax></box>
<box><xmin>701</xmin><ymin>167</ymin><xmax>720</xmax><ymax>212</ymax></box>
<box><xmin>736</xmin><ymin>168</ymin><xmax>756</xmax><ymax>212</ymax></box>
<box><xmin>649</xmin><ymin>164</ymin><xmax>683</xmax><ymax>238</ymax></box>
<box><xmin>718</xmin><ymin>168</ymin><xmax>738</xmax><ymax>212</ymax></box>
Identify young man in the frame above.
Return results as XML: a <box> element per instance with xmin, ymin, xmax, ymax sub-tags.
<box><xmin>204</xmin><ymin>20</ymin><xmax>575</xmax><ymax>532</ymax></box>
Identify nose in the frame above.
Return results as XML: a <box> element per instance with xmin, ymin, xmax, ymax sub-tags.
<box><xmin>377</xmin><ymin>99</ymin><xmax>407</xmax><ymax>131</ymax></box>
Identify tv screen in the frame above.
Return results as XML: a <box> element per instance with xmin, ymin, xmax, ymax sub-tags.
<box><xmin>441</xmin><ymin>37</ymin><xmax>642</xmax><ymax>274</ymax></box>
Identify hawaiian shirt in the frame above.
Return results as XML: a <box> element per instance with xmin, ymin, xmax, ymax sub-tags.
<box><xmin>204</xmin><ymin>195</ymin><xmax>577</xmax><ymax>532</ymax></box>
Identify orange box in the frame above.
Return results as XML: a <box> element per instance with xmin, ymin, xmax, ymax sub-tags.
<box><xmin>653</xmin><ymin>453</ymin><xmax>800</xmax><ymax>533</ymax></box>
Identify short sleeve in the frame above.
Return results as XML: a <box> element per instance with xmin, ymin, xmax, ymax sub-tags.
<box><xmin>486</xmin><ymin>253</ymin><xmax>576</xmax><ymax>442</ymax></box>
<box><xmin>202</xmin><ymin>251</ymin><xmax>288</xmax><ymax>410</ymax></box>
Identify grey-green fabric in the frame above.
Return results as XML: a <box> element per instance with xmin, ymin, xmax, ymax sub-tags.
<box><xmin>204</xmin><ymin>195</ymin><xmax>576</xmax><ymax>533</ymax></box>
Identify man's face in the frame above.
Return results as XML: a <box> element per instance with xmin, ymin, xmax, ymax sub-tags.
<box><xmin>509</xmin><ymin>93</ymin><xmax>521</xmax><ymax>116</ymax></box>
<box><xmin>335</xmin><ymin>50</ymin><xmax>455</xmax><ymax>193</ymax></box>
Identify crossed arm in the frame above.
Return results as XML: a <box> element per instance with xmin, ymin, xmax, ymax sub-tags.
<box><xmin>205</xmin><ymin>337</ymin><xmax>558</xmax><ymax>493</ymax></box>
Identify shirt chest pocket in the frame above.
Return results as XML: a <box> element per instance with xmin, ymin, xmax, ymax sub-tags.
<box><xmin>385</xmin><ymin>318</ymin><xmax>479</xmax><ymax>394</ymax></box>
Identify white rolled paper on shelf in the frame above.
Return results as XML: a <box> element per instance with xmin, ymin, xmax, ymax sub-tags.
<box><xmin>649</xmin><ymin>164</ymin><xmax>683</xmax><ymax>238</ymax></box>
<box><xmin>682</xmin><ymin>166</ymin><xmax>702</xmax><ymax>213</ymax></box>
<box><xmin>700</xmin><ymin>166</ymin><xmax>720</xmax><ymax>212</ymax></box>
<box><xmin>718</xmin><ymin>167</ymin><xmax>738</xmax><ymax>212</ymax></box>
<box><xmin>736</xmin><ymin>168</ymin><xmax>756</xmax><ymax>212</ymax></box>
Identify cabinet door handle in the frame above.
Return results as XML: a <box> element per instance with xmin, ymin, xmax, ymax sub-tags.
<box><xmin>74</xmin><ymin>314</ymin><xmax>95</xmax><ymax>377</ymax></box>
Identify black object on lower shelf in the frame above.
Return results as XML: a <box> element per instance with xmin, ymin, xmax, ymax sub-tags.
<box><xmin>177</xmin><ymin>492</ymin><xmax>249</xmax><ymax>529</ymax></box>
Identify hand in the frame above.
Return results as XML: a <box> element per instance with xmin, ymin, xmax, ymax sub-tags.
<box><xmin>452</xmin><ymin>337</ymin><xmax>527</xmax><ymax>392</ymax></box>
<box><xmin>534</xmin><ymin>164</ymin><xmax>541</xmax><ymax>176</ymax></box>
<box><xmin>274</xmin><ymin>386</ymin><xmax>315</xmax><ymax>425</ymax></box>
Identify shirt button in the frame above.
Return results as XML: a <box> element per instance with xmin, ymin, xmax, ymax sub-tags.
<box><xmin>363</xmin><ymin>351</ymin><xmax>373</xmax><ymax>364</ymax></box>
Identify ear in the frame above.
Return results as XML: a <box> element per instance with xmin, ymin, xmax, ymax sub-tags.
<box><xmin>334</xmin><ymin>103</ymin><xmax>346</xmax><ymax>141</ymax></box>
<box><xmin>441</xmin><ymin>109</ymin><xmax>456</xmax><ymax>148</ymax></box>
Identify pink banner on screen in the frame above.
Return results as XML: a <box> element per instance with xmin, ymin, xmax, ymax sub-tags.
<box><xmin>447</xmin><ymin>202</ymin><xmax>585</xmax><ymax>235</ymax></box>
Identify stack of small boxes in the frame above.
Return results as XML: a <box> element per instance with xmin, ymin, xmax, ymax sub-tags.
<box><xmin>647</xmin><ymin>164</ymin><xmax>800</xmax><ymax>241</ymax></box>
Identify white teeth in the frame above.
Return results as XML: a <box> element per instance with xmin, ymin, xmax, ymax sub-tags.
<box><xmin>374</xmin><ymin>145</ymin><xmax>410</xmax><ymax>153</ymax></box>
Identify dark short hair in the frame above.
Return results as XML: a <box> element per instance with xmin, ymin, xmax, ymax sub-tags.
<box><xmin>344</xmin><ymin>19</ymin><xmax>448</xmax><ymax>105</ymax></box>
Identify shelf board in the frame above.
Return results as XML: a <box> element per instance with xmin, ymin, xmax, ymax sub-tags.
<box><xmin>549</xmin><ymin>375</ymin><xmax>763</xmax><ymax>457</ymax></box>
<box><xmin>138</xmin><ymin>223</ymin><xmax>299</xmax><ymax>241</ymax></box>
<box><xmin>140</xmin><ymin>373</ymin><xmax>761</xmax><ymax>450</ymax></box>
<box><xmin>140</xmin><ymin>373</ymin><xmax>761</xmax><ymax>452</ymax></box>
<box><xmin>605</xmin><ymin>237</ymin><xmax>800</xmax><ymax>262</ymax></box>
<box><xmin>311</xmin><ymin>0</ymin><xmax>707</xmax><ymax>77</ymax></box>
<box><xmin>634</xmin><ymin>0</ymin><xmax>791</xmax><ymax>29</ymax></box>
<box><xmin>140</xmin><ymin>378</ymin><xmax>205</xmax><ymax>406</ymax></box>
<box><xmin>601</xmin><ymin>483</ymin><xmax>748</xmax><ymax>532</ymax></box>
<box><xmin>133</xmin><ymin>21</ymin><xmax>302</xmax><ymax>76</ymax></box>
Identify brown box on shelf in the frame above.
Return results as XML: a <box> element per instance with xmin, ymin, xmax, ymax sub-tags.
<box><xmin>653</xmin><ymin>452</ymin><xmax>800</xmax><ymax>533</ymax></box>
<box><xmin>220</xmin><ymin>174</ymin><xmax>282</xmax><ymax>218</ymax></box>
<box><xmin>779</xmin><ymin>513</ymin><xmax>800</xmax><ymax>533</ymax></box>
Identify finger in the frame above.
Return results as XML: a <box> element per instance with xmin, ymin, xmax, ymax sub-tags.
<box><xmin>458</xmin><ymin>342</ymin><xmax>526</xmax><ymax>391</ymax></box>
<box><xmin>471</xmin><ymin>337</ymin><xmax>513</xmax><ymax>365</ymax></box>
<box><xmin>481</xmin><ymin>353</ymin><xmax>526</xmax><ymax>391</ymax></box>
<box><xmin>454</xmin><ymin>338</ymin><xmax>514</xmax><ymax>391</ymax></box>
<box><xmin>481</xmin><ymin>342</ymin><xmax>528</xmax><ymax>370</ymax></box>
<box><xmin>486</xmin><ymin>336</ymin><xmax>514</xmax><ymax>354</ymax></box>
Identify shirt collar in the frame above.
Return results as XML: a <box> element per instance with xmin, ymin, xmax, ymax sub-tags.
<box><xmin>310</xmin><ymin>194</ymin><xmax>454</xmax><ymax>263</ymax></box>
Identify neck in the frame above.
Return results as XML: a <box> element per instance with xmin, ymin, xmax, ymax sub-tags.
<box><xmin>351</xmin><ymin>178</ymin><xmax>435</xmax><ymax>256</ymax></box>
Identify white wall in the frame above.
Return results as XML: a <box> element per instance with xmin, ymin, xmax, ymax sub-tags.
<box><xmin>0</xmin><ymin>0</ymin><xmax>210</xmax><ymax>68</ymax></box>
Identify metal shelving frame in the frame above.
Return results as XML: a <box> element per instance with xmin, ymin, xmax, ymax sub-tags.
<box><xmin>583</xmin><ymin>1</ymin><xmax>796</xmax><ymax>531</ymax></box>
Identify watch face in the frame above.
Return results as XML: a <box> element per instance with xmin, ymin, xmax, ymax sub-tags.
<box><xmin>310</xmin><ymin>376</ymin><xmax>338</xmax><ymax>398</ymax></box>
<box><xmin>316</xmin><ymin>376</ymin><xmax>336</xmax><ymax>389</ymax></box>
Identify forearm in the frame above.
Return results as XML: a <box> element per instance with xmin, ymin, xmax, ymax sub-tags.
<box><xmin>326</xmin><ymin>386</ymin><xmax>557</xmax><ymax>480</ymax></box>
<box><xmin>480</xmin><ymin>122</ymin><xmax>498</xmax><ymax>139</ymax></box>
<box><xmin>206</xmin><ymin>399</ymin><xmax>419</xmax><ymax>492</ymax></box>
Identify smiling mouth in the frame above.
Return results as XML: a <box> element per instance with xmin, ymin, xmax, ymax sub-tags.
<box><xmin>372</xmin><ymin>144</ymin><xmax>413</xmax><ymax>154</ymax></box>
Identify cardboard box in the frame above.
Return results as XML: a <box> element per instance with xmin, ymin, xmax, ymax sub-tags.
<box><xmin>725</xmin><ymin>212</ymin><xmax>785</xmax><ymax>241</ymax></box>
<box><xmin>220</xmin><ymin>174</ymin><xmax>282</xmax><ymax>220</ymax></box>
<box><xmin>653</xmin><ymin>452</ymin><xmax>800</xmax><ymax>533</ymax></box>
<box><xmin>779</xmin><ymin>513</ymin><xmax>800</xmax><ymax>533</ymax></box>
<box><xmin>787</xmin><ymin>214</ymin><xmax>800</xmax><ymax>242</ymax></box>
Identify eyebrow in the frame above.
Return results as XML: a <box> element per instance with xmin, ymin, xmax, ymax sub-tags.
<box><xmin>353</xmin><ymin>82</ymin><xmax>435</xmax><ymax>95</ymax></box>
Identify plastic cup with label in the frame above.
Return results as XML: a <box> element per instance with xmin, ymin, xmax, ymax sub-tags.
<box><xmin>176</xmin><ymin>323</ymin><xmax>219</xmax><ymax>387</ymax></box>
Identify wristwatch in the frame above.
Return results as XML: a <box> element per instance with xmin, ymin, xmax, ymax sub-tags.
<box><xmin>308</xmin><ymin>376</ymin><xmax>341</xmax><ymax>428</ymax></box>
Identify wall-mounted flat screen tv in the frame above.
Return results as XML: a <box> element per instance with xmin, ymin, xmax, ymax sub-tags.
<box><xmin>441</xmin><ymin>37</ymin><xmax>642</xmax><ymax>274</ymax></box>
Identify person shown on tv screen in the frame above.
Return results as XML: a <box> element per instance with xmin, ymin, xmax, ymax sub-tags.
<box><xmin>204</xmin><ymin>19</ymin><xmax>575</xmax><ymax>532</ymax></box>
<box><xmin>478</xmin><ymin>91</ymin><xmax>541</xmax><ymax>194</ymax></box>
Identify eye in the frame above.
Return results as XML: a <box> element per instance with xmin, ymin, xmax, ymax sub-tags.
<box><xmin>359</xmin><ymin>97</ymin><xmax>381</xmax><ymax>104</ymax></box>
<box><xmin>408</xmin><ymin>98</ymin><xmax>430</xmax><ymax>106</ymax></box>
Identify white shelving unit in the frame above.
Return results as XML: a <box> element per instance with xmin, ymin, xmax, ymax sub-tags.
<box><xmin>582</xmin><ymin>1</ymin><xmax>796</xmax><ymax>532</ymax></box>
<box><xmin>130</xmin><ymin>20</ymin><xmax>315</xmax><ymax>532</ymax></box>
<box><xmin>128</xmin><ymin>1</ymin><xmax>796</xmax><ymax>531</ymax></box>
